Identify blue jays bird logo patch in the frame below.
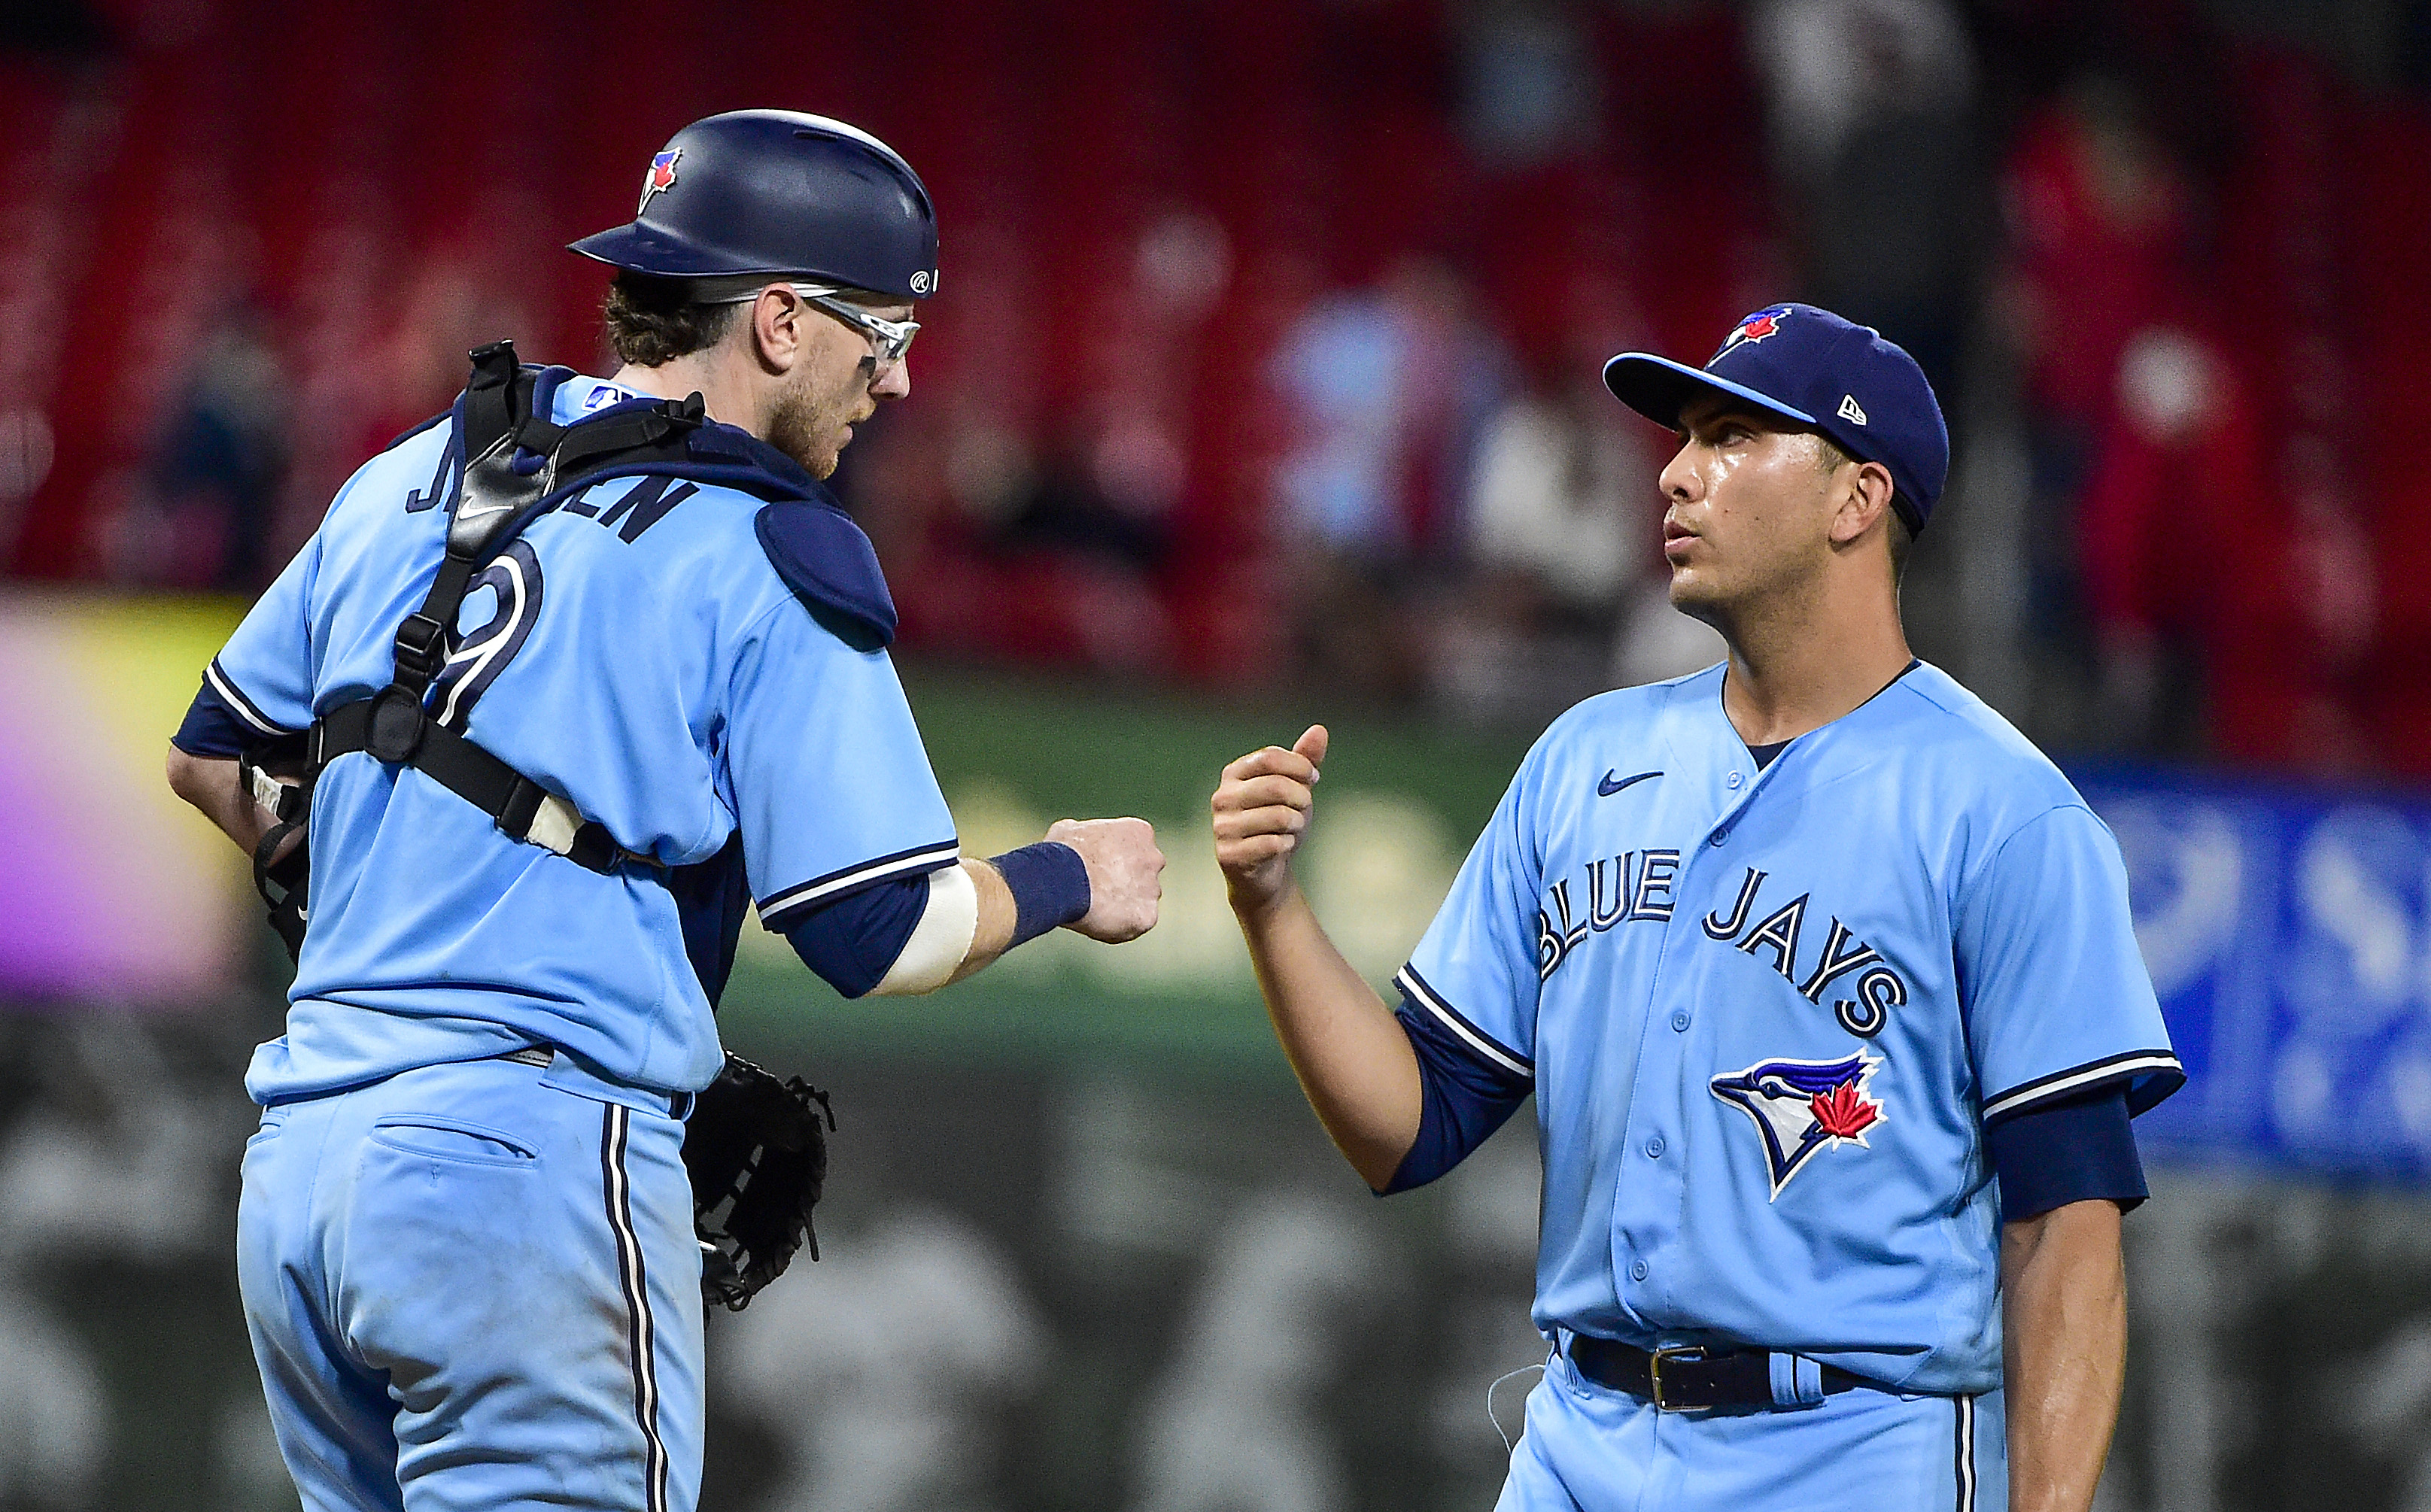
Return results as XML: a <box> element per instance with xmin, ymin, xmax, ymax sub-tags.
<box><xmin>1709</xmin><ymin>1052</ymin><xmax>1884</xmax><ymax>1198</ymax></box>
<box><xmin>1713</xmin><ymin>304</ymin><xmax>1793</xmax><ymax>360</ymax></box>
<box><xmin>638</xmin><ymin>148</ymin><xmax>682</xmax><ymax>214</ymax></box>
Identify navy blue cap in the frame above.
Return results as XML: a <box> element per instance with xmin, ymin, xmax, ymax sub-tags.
<box><xmin>570</xmin><ymin>111</ymin><xmax>940</xmax><ymax>301</ymax></box>
<box><xmin>1603</xmin><ymin>303</ymin><xmax>1948</xmax><ymax>534</ymax></box>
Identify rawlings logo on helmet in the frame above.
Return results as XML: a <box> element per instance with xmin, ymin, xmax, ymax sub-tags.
<box><xmin>1712</xmin><ymin>304</ymin><xmax>1794</xmax><ymax>362</ymax></box>
<box><xmin>637</xmin><ymin>148</ymin><xmax>682</xmax><ymax>215</ymax></box>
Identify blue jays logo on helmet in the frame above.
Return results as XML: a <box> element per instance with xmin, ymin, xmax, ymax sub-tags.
<box><xmin>1709</xmin><ymin>1051</ymin><xmax>1885</xmax><ymax>1198</ymax></box>
<box><xmin>1712</xmin><ymin>304</ymin><xmax>1794</xmax><ymax>362</ymax></box>
<box><xmin>637</xmin><ymin>148</ymin><xmax>682</xmax><ymax>214</ymax></box>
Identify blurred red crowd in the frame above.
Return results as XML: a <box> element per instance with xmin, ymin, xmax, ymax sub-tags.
<box><xmin>2004</xmin><ymin>43</ymin><xmax>2431</xmax><ymax>776</ymax></box>
<box><xmin>2</xmin><ymin>0</ymin><xmax>2427</xmax><ymax>776</ymax></box>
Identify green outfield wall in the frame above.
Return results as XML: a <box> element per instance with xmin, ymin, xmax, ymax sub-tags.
<box><xmin>721</xmin><ymin>667</ymin><xmax>1530</xmax><ymax>1073</ymax></box>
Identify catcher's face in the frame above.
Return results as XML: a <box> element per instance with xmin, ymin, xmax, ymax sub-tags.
<box><xmin>1657</xmin><ymin>399</ymin><xmax>1846</xmax><ymax>627</ymax></box>
<box><xmin>764</xmin><ymin>290</ymin><xmax>915</xmax><ymax>479</ymax></box>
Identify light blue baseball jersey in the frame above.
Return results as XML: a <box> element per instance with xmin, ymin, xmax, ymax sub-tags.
<box><xmin>204</xmin><ymin>375</ymin><xmax>956</xmax><ymax>1102</ymax></box>
<box><xmin>1396</xmin><ymin>661</ymin><xmax>2182</xmax><ymax>1395</ymax></box>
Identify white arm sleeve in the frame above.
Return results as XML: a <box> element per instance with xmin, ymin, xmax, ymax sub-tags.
<box><xmin>868</xmin><ymin>862</ymin><xmax>981</xmax><ymax>997</ymax></box>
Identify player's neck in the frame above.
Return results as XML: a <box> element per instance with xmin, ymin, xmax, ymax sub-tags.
<box><xmin>1715</xmin><ymin>583</ymin><xmax>1912</xmax><ymax>748</ymax></box>
<box><xmin>610</xmin><ymin>355</ymin><xmax>773</xmax><ymax>441</ymax></box>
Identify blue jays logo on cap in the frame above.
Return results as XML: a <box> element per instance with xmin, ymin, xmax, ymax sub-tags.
<box><xmin>1603</xmin><ymin>302</ymin><xmax>1951</xmax><ymax>535</ymax></box>
<box><xmin>1713</xmin><ymin>304</ymin><xmax>1794</xmax><ymax>360</ymax></box>
<box><xmin>637</xmin><ymin>148</ymin><xmax>682</xmax><ymax>215</ymax></box>
<box><xmin>1710</xmin><ymin>1051</ymin><xmax>1885</xmax><ymax>1198</ymax></box>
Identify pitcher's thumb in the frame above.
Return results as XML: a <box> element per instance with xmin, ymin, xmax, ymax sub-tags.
<box><xmin>1294</xmin><ymin>724</ymin><xmax>1329</xmax><ymax>771</ymax></box>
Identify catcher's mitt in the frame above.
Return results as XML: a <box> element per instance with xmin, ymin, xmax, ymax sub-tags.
<box><xmin>684</xmin><ymin>1052</ymin><xmax>835</xmax><ymax>1310</ymax></box>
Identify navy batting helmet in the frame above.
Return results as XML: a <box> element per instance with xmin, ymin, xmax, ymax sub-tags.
<box><xmin>569</xmin><ymin>111</ymin><xmax>940</xmax><ymax>300</ymax></box>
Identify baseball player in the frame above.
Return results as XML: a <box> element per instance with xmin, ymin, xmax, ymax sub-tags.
<box><xmin>1213</xmin><ymin>304</ymin><xmax>2182</xmax><ymax>1510</ymax></box>
<box><xmin>164</xmin><ymin>111</ymin><xmax>1163</xmax><ymax>1512</ymax></box>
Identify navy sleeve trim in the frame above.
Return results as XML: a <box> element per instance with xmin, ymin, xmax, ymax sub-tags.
<box><xmin>779</xmin><ymin>871</ymin><xmax>929</xmax><ymax>999</ymax></box>
<box><xmin>1382</xmin><ymin>994</ymin><xmax>1533</xmax><ymax>1194</ymax></box>
<box><xmin>204</xmin><ymin>658</ymin><xmax>293</xmax><ymax>736</ymax></box>
<box><xmin>1981</xmin><ymin>1049</ymin><xmax>2186</xmax><ymax>1125</ymax></box>
<box><xmin>757</xmin><ymin>838</ymin><xmax>960</xmax><ymax>926</ymax></box>
<box><xmin>1986</xmin><ymin>1086</ymin><xmax>2147</xmax><ymax>1224</ymax></box>
<box><xmin>172</xmin><ymin>676</ymin><xmax>260</xmax><ymax>758</ymax></box>
<box><xmin>1393</xmin><ymin>964</ymin><xmax>1533</xmax><ymax>1079</ymax></box>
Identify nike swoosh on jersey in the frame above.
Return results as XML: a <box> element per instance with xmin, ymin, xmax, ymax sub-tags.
<box><xmin>1597</xmin><ymin>770</ymin><xmax>1662</xmax><ymax>797</ymax></box>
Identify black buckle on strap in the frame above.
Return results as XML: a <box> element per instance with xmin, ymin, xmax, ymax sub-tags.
<box><xmin>391</xmin><ymin>612</ymin><xmax>450</xmax><ymax>686</ymax></box>
<box><xmin>497</xmin><ymin>776</ymin><xmax>545</xmax><ymax>839</ymax></box>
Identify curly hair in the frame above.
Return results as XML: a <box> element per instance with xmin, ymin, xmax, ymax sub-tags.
<box><xmin>601</xmin><ymin>272</ymin><xmax>738</xmax><ymax>367</ymax></box>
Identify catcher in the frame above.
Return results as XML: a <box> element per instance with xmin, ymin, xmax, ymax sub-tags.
<box><xmin>164</xmin><ymin>111</ymin><xmax>1162</xmax><ymax>1512</ymax></box>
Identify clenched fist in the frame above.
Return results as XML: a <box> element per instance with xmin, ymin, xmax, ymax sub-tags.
<box><xmin>1212</xmin><ymin>724</ymin><xmax>1328</xmax><ymax>915</ymax></box>
<box><xmin>1047</xmin><ymin>816</ymin><xmax>1164</xmax><ymax>943</ymax></box>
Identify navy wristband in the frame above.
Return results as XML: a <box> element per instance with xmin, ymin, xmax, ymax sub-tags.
<box><xmin>990</xmin><ymin>842</ymin><xmax>1091</xmax><ymax>947</ymax></box>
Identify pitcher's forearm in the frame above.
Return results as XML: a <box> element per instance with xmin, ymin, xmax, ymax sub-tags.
<box><xmin>2001</xmin><ymin>1200</ymin><xmax>2128</xmax><ymax>1512</ymax></box>
<box><xmin>1235</xmin><ymin>882</ymin><xmax>1422</xmax><ymax>1187</ymax></box>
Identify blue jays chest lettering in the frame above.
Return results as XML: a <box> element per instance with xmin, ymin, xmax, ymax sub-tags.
<box><xmin>1536</xmin><ymin>799</ymin><xmax>1915</xmax><ymax>1197</ymax></box>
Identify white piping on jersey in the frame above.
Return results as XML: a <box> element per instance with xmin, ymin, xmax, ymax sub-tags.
<box><xmin>207</xmin><ymin>660</ymin><xmax>287</xmax><ymax>735</ymax></box>
<box><xmin>759</xmin><ymin>841</ymin><xmax>962</xmax><ymax>920</ymax></box>
<box><xmin>869</xmin><ymin>861</ymin><xmax>979</xmax><ymax>996</ymax></box>
<box><xmin>1980</xmin><ymin>1050</ymin><xmax>2183</xmax><ymax>1122</ymax></box>
<box><xmin>1396</xmin><ymin>966</ymin><xmax>1533</xmax><ymax>1080</ymax></box>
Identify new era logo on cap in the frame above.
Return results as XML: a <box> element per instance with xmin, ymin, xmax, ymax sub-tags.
<box><xmin>1600</xmin><ymin>302</ymin><xmax>1949</xmax><ymax>535</ymax></box>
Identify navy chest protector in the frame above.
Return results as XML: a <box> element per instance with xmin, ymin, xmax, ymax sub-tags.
<box><xmin>243</xmin><ymin>339</ymin><xmax>898</xmax><ymax>965</ymax></box>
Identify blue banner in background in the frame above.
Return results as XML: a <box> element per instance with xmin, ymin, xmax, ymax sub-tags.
<box><xmin>2081</xmin><ymin>770</ymin><xmax>2431</xmax><ymax>1181</ymax></box>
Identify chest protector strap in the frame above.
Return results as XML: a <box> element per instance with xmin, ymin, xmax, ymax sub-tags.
<box><xmin>254</xmin><ymin>341</ymin><xmax>707</xmax><ymax>951</ymax></box>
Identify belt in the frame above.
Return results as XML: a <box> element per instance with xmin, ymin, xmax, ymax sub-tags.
<box><xmin>494</xmin><ymin>1046</ymin><xmax>692</xmax><ymax>1119</ymax></box>
<box><xmin>1565</xmin><ymin>1335</ymin><xmax>1873</xmax><ymax>1411</ymax></box>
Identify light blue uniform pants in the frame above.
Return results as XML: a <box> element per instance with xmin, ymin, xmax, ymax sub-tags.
<box><xmin>237</xmin><ymin>1052</ymin><xmax>703</xmax><ymax>1512</ymax></box>
<box><xmin>1496</xmin><ymin>1344</ymin><xmax>2007</xmax><ymax>1511</ymax></box>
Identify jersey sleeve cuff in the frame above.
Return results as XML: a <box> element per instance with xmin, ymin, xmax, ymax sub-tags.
<box><xmin>756</xmin><ymin>839</ymin><xmax>960</xmax><ymax>928</ymax></box>
<box><xmin>1980</xmin><ymin>1049</ymin><xmax>2186</xmax><ymax>1125</ymax></box>
<box><xmin>1394</xmin><ymin>964</ymin><xmax>1533</xmax><ymax>1081</ymax></box>
<box><xmin>205</xmin><ymin>658</ymin><xmax>298</xmax><ymax>738</ymax></box>
<box><xmin>1986</xmin><ymin>1085</ymin><xmax>2147</xmax><ymax>1223</ymax></box>
<box><xmin>174</xmin><ymin>664</ymin><xmax>296</xmax><ymax>757</ymax></box>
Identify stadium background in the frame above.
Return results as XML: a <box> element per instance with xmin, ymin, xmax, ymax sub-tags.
<box><xmin>5</xmin><ymin>0</ymin><xmax>2431</xmax><ymax>1507</ymax></box>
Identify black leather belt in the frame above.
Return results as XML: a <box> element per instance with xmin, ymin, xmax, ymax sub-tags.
<box><xmin>1567</xmin><ymin>1336</ymin><xmax>1872</xmax><ymax>1411</ymax></box>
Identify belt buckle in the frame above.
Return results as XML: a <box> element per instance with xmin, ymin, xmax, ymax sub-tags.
<box><xmin>1647</xmin><ymin>1344</ymin><xmax>1707</xmax><ymax>1412</ymax></box>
